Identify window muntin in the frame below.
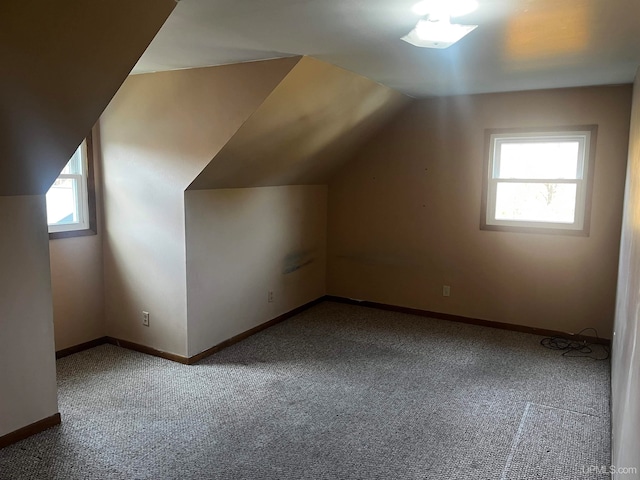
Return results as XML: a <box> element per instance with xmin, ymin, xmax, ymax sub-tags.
<box><xmin>482</xmin><ymin>127</ymin><xmax>596</xmax><ymax>235</ymax></box>
<box><xmin>46</xmin><ymin>135</ymin><xmax>96</xmax><ymax>238</ymax></box>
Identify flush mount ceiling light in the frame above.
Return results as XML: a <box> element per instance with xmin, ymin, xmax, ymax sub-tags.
<box><xmin>402</xmin><ymin>17</ymin><xmax>478</xmax><ymax>49</ymax></box>
<box><xmin>402</xmin><ymin>0</ymin><xmax>479</xmax><ymax>49</ymax></box>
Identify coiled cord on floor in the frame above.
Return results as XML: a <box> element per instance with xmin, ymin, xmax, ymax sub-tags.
<box><xmin>540</xmin><ymin>328</ymin><xmax>610</xmax><ymax>360</ymax></box>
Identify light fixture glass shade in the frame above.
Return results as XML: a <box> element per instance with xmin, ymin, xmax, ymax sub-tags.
<box><xmin>402</xmin><ymin>18</ymin><xmax>478</xmax><ymax>49</ymax></box>
<box><xmin>411</xmin><ymin>0</ymin><xmax>479</xmax><ymax>18</ymax></box>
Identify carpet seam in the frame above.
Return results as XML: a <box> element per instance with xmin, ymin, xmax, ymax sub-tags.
<box><xmin>500</xmin><ymin>402</ymin><xmax>531</xmax><ymax>480</ymax></box>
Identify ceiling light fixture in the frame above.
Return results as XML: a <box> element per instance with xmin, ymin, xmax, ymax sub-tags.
<box><xmin>403</xmin><ymin>0</ymin><xmax>479</xmax><ymax>49</ymax></box>
<box><xmin>402</xmin><ymin>17</ymin><xmax>478</xmax><ymax>49</ymax></box>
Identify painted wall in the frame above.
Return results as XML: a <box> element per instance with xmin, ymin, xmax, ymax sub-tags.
<box><xmin>185</xmin><ymin>186</ymin><xmax>327</xmax><ymax>356</ymax></box>
<box><xmin>0</xmin><ymin>196</ymin><xmax>58</xmax><ymax>436</ymax></box>
<box><xmin>50</xmin><ymin>236</ymin><xmax>105</xmax><ymax>351</ymax></box>
<box><xmin>611</xmin><ymin>72</ymin><xmax>640</xmax><ymax>477</ymax></box>
<box><xmin>0</xmin><ymin>0</ymin><xmax>174</xmax><ymax>440</ymax></box>
<box><xmin>99</xmin><ymin>59</ymin><xmax>298</xmax><ymax>356</ymax></box>
<box><xmin>189</xmin><ymin>56</ymin><xmax>409</xmax><ymax>190</ymax></box>
<box><xmin>0</xmin><ymin>0</ymin><xmax>175</xmax><ymax>196</ymax></box>
<box><xmin>49</xmin><ymin>129</ymin><xmax>105</xmax><ymax>351</ymax></box>
<box><xmin>328</xmin><ymin>85</ymin><xmax>632</xmax><ymax>337</ymax></box>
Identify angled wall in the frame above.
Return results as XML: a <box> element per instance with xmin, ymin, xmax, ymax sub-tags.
<box><xmin>0</xmin><ymin>0</ymin><xmax>174</xmax><ymax>440</ymax></box>
<box><xmin>184</xmin><ymin>57</ymin><xmax>408</xmax><ymax>356</ymax></box>
<box><xmin>189</xmin><ymin>56</ymin><xmax>409</xmax><ymax>190</ymax></box>
<box><xmin>0</xmin><ymin>0</ymin><xmax>176</xmax><ymax>196</ymax></box>
<box><xmin>328</xmin><ymin>85</ymin><xmax>631</xmax><ymax>337</ymax></box>
<box><xmin>612</xmin><ymin>71</ymin><xmax>640</xmax><ymax>477</ymax></box>
<box><xmin>99</xmin><ymin>56</ymin><xmax>409</xmax><ymax>358</ymax></box>
<box><xmin>99</xmin><ymin>58</ymin><xmax>299</xmax><ymax>357</ymax></box>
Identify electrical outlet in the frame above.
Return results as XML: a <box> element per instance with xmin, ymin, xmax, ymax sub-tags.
<box><xmin>142</xmin><ymin>311</ymin><xmax>150</xmax><ymax>327</ymax></box>
<box><xmin>442</xmin><ymin>285</ymin><xmax>451</xmax><ymax>297</ymax></box>
<box><xmin>268</xmin><ymin>291</ymin><xmax>274</xmax><ymax>303</ymax></box>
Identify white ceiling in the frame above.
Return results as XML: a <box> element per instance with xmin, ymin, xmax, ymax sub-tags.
<box><xmin>134</xmin><ymin>0</ymin><xmax>640</xmax><ymax>97</ymax></box>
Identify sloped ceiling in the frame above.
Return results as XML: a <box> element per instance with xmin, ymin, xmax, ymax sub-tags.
<box><xmin>135</xmin><ymin>0</ymin><xmax>640</xmax><ymax>98</ymax></box>
<box><xmin>100</xmin><ymin>57</ymin><xmax>301</xmax><ymax>192</ymax></box>
<box><xmin>188</xmin><ymin>56</ymin><xmax>410</xmax><ymax>190</ymax></box>
<box><xmin>0</xmin><ymin>0</ymin><xmax>176</xmax><ymax>196</ymax></box>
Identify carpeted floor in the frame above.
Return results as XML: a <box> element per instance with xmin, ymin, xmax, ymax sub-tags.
<box><xmin>0</xmin><ymin>301</ymin><xmax>611</xmax><ymax>479</ymax></box>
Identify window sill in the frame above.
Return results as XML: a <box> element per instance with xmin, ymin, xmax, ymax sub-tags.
<box><xmin>49</xmin><ymin>228</ymin><xmax>97</xmax><ymax>240</ymax></box>
<box><xmin>480</xmin><ymin>223</ymin><xmax>589</xmax><ymax>237</ymax></box>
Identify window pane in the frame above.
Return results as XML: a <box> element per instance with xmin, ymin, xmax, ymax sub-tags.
<box><xmin>46</xmin><ymin>178</ymin><xmax>80</xmax><ymax>225</ymax></box>
<box><xmin>497</xmin><ymin>141</ymin><xmax>580</xmax><ymax>179</ymax></box>
<box><xmin>60</xmin><ymin>144</ymin><xmax>83</xmax><ymax>175</ymax></box>
<box><xmin>495</xmin><ymin>182</ymin><xmax>577</xmax><ymax>224</ymax></box>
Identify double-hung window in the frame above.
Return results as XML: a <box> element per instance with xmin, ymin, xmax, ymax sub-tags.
<box><xmin>46</xmin><ymin>134</ymin><xmax>97</xmax><ymax>238</ymax></box>
<box><xmin>481</xmin><ymin>126</ymin><xmax>597</xmax><ymax>235</ymax></box>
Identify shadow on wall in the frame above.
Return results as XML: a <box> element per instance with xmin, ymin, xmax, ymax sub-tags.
<box><xmin>0</xmin><ymin>0</ymin><xmax>176</xmax><ymax>197</ymax></box>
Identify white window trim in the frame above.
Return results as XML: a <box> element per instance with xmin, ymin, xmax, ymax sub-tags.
<box><xmin>482</xmin><ymin>126</ymin><xmax>597</xmax><ymax>236</ymax></box>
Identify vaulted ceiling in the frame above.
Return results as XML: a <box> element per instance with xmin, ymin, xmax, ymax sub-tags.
<box><xmin>189</xmin><ymin>56</ymin><xmax>408</xmax><ymax>190</ymax></box>
<box><xmin>0</xmin><ymin>0</ymin><xmax>175</xmax><ymax>195</ymax></box>
<box><xmin>134</xmin><ymin>0</ymin><xmax>640</xmax><ymax>98</ymax></box>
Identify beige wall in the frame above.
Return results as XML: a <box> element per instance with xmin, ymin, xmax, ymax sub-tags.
<box><xmin>185</xmin><ymin>186</ymin><xmax>327</xmax><ymax>356</ymax></box>
<box><xmin>50</xmin><ymin>236</ymin><xmax>105</xmax><ymax>350</ymax></box>
<box><xmin>190</xmin><ymin>56</ymin><xmax>409</xmax><ymax>190</ymax></box>
<box><xmin>611</xmin><ymin>73</ymin><xmax>640</xmax><ymax>477</ymax></box>
<box><xmin>50</xmin><ymin>129</ymin><xmax>105</xmax><ymax>351</ymax></box>
<box><xmin>99</xmin><ymin>59</ymin><xmax>298</xmax><ymax>356</ymax></box>
<box><xmin>328</xmin><ymin>85</ymin><xmax>632</xmax><ymax>337</ymax></box>
<box><xmin>0</xmin><ymin>0</ymin><xmax>174</xmax><ymax>439</ymax></box>
<box><xmin>0</xmin><ymin>195</ymin><xmax>58</xmax><ymax>436</ymax></box>
<box><xmin>98</xmin><ymin>57</ymin><xmax>410</xmax><ymax>357</ymax></box>
<box><xmin>0</xmin><ymin>0</ymin><xmax>175</xmax><ymax>196</ymax></box>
